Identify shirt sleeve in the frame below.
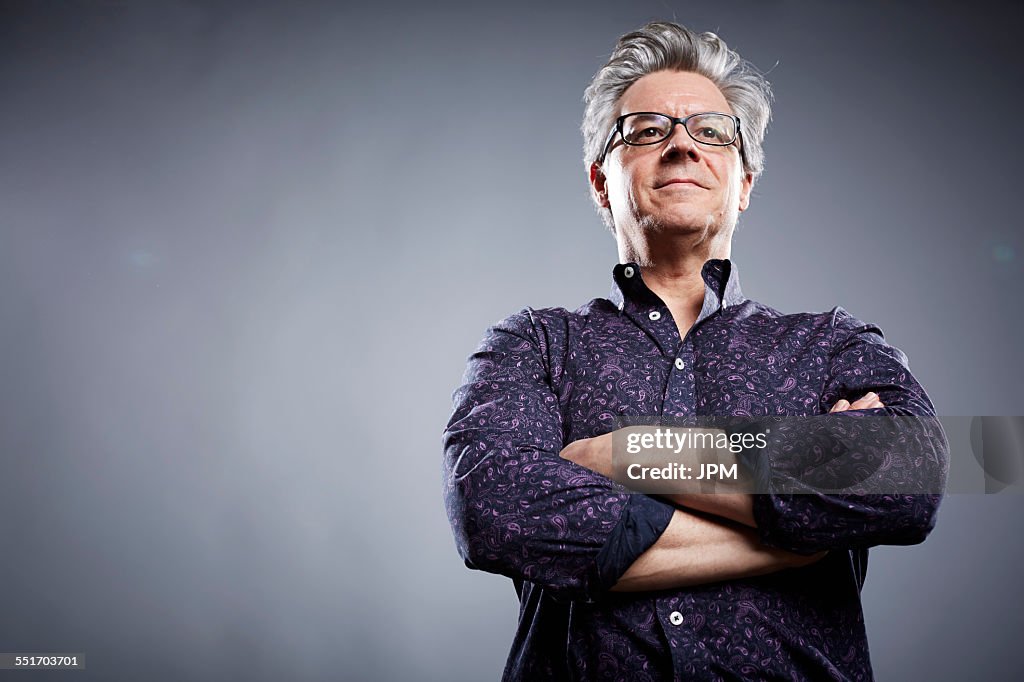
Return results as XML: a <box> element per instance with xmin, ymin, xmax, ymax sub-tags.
<box><xmin>442</xmin><ymin>308</ymin><xmax>673</xmax><ymax>601</ymax></box>
<box><xmin>748</xmin><ymin>308</ymin><xmax>949</xmax><ymax>554</ymax></box>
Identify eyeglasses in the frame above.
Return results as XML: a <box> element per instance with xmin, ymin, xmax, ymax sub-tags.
<box><xmin>597</xmin><ymin>111</ymin><xmax>743</xmax><ymax>164</ymax></box>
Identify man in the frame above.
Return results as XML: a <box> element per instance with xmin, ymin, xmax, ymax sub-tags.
<box><xmin>443</xmin><ymin>21</ymin><xmax>947</xmax><ymax>681</ymax></box>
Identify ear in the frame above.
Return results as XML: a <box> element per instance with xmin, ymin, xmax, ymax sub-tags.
<box><xmin>738</xmin><ymin>172</ymin><xmax>753</xmax><ymax>213</ymax></box>
<box><xmin>589</xmin><ymin>162</ymin><xmax>610</xmax><ymax>209</ymax></box>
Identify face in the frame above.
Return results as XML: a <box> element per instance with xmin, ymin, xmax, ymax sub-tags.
<box><xmin>590</xmin><ymin>70</ymin><xmax>753</xmax><ymax>237</ymax></box>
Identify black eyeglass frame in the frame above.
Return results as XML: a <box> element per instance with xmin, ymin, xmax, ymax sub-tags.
<box><xmin>597</xmin><ymin>111</ymin><xmax>746</xmax><ymax>166</ymax></box>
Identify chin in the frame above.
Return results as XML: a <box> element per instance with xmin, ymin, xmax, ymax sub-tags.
<box><xmin>642</xmin><ymin>210</ymin><xmax>717</xmax><ymax>233</ymax></box>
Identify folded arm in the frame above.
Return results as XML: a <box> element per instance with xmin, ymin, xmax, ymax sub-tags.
<box><xmin>443</xmin><ymin>309</ymin><xmax>821</xmax><ymax>600</ymax></box>
<box><xmin>563</xmin><ymin>311</ymin><xmax>948</xmax><ymax>554</ymax></box>
<box><xmin>560</xmin><ymin>393</ymin><xmax>885</xmax><ymax>530</ymax></box>
<box><xmin>610</xmin><ymin>508</ymin><xmax>824</xmax><ymax>591</ymax></box>
<box><xmin>745</xmin><ymin>312</ymin><xmax>948</xmax><ymax>553</ymax></box>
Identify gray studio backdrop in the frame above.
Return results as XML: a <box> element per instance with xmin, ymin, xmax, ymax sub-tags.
<box><xmin>1</xmin><ymin>1</ymin><xmax>1022</xmax><ymax>680</ymax></box>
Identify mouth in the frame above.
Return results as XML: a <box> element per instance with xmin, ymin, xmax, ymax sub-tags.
<box><xmin>657</xmin><ymin>179</ymin><xmax>705</xmax><ymax>189</ymax></box>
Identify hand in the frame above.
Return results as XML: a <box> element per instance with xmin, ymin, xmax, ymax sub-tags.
<box><xmin>829</xmin><ymin>392</ymin><xmax>885</xmax><ymax>413</ymax></box>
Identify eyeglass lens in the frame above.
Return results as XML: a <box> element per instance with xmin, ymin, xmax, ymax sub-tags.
<box><xmin>621</xmin><ymin>113</ymin><xmax>736</xmax><ymax>146</ymax></box>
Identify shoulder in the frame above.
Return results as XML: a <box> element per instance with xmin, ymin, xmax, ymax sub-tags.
<box><xmin>821</xmin><ymin>306</ymin><xmax>910</xmax><ymax>368</ymax></box>
<box><xmin>827</xmin><ymin>306</ymin><xmax>884</xmax><ymax>336</ymax></box>
<box><xmin>488</xmin><ymin>298</ymin><xmax>618</xmax><ymax>339</ymax></box>
<box><xmin>477</xmin><ymin>307</ymin><xmax>577</xmax><ymax>372</ymax></box>
<box><xmin>735</xmin><ymin>300</ymin><xmax>884</xmax><ymax>336</ymax></box>
<box><xmin>730</xmin><ymin>300</ymin><xmax>905</xmax><ymax>358</ymax></box>
<box><xmin>485</xmin><ymin>305</ymin><xmax>573</xmax><ymax>341</ymax></box>
<box><xmin>481</xmin><ymin>301</ymin><xmax>616</xmax><ymax>378</ymax></box>
<box><xmin>479</xmin><ymin>305</ymin><xmax>601</xmax><ymax>388</ymax></box>
<box><xmin>826</xmin><ymin>306</ymin><xmax>898</xmax><ymax>354</ymax></box>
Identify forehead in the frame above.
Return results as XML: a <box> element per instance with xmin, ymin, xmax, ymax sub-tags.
<box><xmin>618</xmin><ymin>70</ymin><xmax>732</xmax><ymax>117</ymax></box>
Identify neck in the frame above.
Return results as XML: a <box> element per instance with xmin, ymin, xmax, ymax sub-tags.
<box><xmin>616</xmin><ymin>223</ymin><xmax>733</xmax><ymax>336</ymax></box>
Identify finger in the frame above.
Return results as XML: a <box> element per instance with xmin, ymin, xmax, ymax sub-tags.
<box><xmin>830</xmin><ymin>399</ymin><xmax>850</xmax><ymax>413</ymax></box>
<box><xmin>849</xmin><ymin>392</ymin><xmax>878</xmax><ymax>409</ymax></box>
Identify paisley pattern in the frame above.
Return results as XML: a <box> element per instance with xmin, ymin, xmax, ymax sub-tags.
<box><xmin>443</xmin><ymin>260</ymin><xmax>947</xmax><ymax>681</ymax></box>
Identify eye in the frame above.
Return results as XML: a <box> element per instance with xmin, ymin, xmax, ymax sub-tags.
<box><xmin>695</xmin><ymin>126</ymin><xmax>725</xmax><ymax>141</ymax></box>
<box><xmin>622</xmin><ymin>114</ymin><xmax>671</xmax><ymax>144</ymax></box>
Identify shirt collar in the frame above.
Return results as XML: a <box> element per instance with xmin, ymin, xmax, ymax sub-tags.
<box><xmin>608</xmin><ymin>258</ymin><xmax>746</xmax><ymax>313</ymax></box>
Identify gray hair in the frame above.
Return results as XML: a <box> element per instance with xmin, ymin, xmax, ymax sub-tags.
<box><xmin>582</xmin><ymin>21</ymin><xmax>773</xmax><ymax>232</ymax></box>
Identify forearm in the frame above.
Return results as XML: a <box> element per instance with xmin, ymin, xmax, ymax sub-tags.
<box><xmin>611</xmin><ymin>507</ymin><xmax>822</xmax><ymax>592</ymax></box>
<box><xmin>563</xmin><ymin>398</ymin><xmax>944</xmax><ymax>552</ymax></box>
<box><xmin>662</xmin><ymin>492</ymin><xmax>756</xmax><ymax>528</ymax></box>
<box><xmin>561</xmin><ymin>431</ymin><xmax>758</xmax><ymax>527</ymax></box>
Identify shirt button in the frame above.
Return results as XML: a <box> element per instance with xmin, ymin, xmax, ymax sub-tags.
<box><xmin>648</xmin><ymin>311</ymin><xmax>661</xmax><ymax>321</ymax></box>
<box><xmin>674</xmin><ymin>358</ymin><xmax>685</xmax><ymax>371</ymax></box>
<box><xmin>624</xmin><ymin>266</ymin><xmax>635</xmax><ymax>278</ymax></box>
<box><xmin>669</xmin><ymin>611</ymin><xmax>684</xmax><ymax>626</ymax></box>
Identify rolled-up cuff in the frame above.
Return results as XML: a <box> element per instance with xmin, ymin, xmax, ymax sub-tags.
<box><xmin>593</xmin><ymin>493</ymin><xmax>674</xmax><ymax>594</ymax></box>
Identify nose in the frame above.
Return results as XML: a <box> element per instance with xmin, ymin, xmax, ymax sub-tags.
<box><xmin>660</xmin><ymin>121</ymin><xmax>701</xmax><ymax>161</ymax></box>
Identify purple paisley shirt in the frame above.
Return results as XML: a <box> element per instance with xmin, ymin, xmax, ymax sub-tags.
<box><xmin>443</xmin><ymin>259</ymin><xmax>946</xmax><ymax>681</ymax></box>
